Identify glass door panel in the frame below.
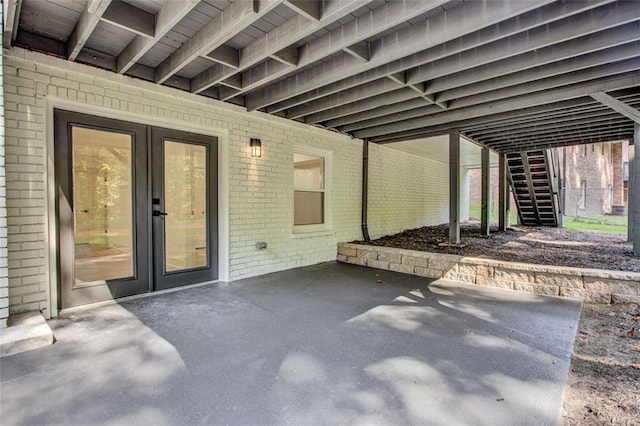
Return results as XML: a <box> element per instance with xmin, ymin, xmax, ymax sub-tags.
<box><xmin>152</xmin><ymin>127</ymin><xmax>217</xmax><ymax>291</ymax></box>
<box><xmin>163</xmin><ymin>141</ymin><xmax>207</xmax><ymax>272</ymax></box>
<box><xmin>55</xmin><ymin>110</ymin><xmax>149</xmax><ymax>309</ymax></box>
<box><xmin>71</xmin><ymin>127</ymin><xmax>134</xmax><ymax>283</ymax></box>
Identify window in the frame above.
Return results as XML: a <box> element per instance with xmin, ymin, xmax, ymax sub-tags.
<box><xmin>580</xmin><ymin>145</ymin><xmax>587</xmax><ymax>157</ymax></box>
<box><xmin>623</xmin><ymin>162</ymin><xmax>629</xmax><ymax>181</ymax></box>
<box><xmin>578</xmin><ymin>180</ymin><xmax>587</xmax><ymax>210</ymax></box>
<box><xmin>294</xmin><ymin>148</ymin><xmax>331</xmax><ymax>232</ymax></box>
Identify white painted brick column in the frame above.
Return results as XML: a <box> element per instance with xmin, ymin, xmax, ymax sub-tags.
<box><xmin>0</xmin><ymin>8</ymin><xmax>9</xmax><ymax>327</ymax></box>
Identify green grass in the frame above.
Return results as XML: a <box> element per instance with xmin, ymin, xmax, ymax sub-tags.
<box><xmin>468</xmin><ymin>204</ymin><xmax>627</xmax><ymax>235</ymax></box>
<box><xmin>562</xmin><ymin>215</ymin><xmax>627</xmax><ymax>236</ymax></box>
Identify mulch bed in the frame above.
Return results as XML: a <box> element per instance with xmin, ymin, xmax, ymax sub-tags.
<box><xmin>356</xmin><ymin>222</ymin><xmax>639</xmax><ymax>272</ymax></box>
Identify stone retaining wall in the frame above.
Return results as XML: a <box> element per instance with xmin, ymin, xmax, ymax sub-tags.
<box><xmin>337</xmin><ymin>243</ymin><xmax>640</xmax><ymax>304</ymax></box>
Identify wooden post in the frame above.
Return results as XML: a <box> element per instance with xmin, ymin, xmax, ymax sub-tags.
<box><xmin>498</xmin><ymin>152</ymin><xmax>508</xmax><ymax>232</ymax></box>
<box><xmin>632</xmin><ymin>123</ymin><xmax>639</xmax><ymax>256</ymax></box>
<box><xmin>449</xmin><ymin>131</ymin><xmax>460</xmax><ymax>244</ymax></box>
<box><xmin>481</xmin><ymin>147</ymin><xmax>491</xmax><ymax>236</ymax></box>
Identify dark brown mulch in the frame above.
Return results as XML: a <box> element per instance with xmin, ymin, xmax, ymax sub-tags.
<box><xmin>356</xmin><ymin>222</ymin><xmax>639</xmax><ymax>272</ymax></box>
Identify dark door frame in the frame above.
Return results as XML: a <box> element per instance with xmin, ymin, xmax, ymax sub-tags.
<box><xmin>53</xmin><ymin>109</ymin><xmax>219</xmax><ymax>309</ymax></box>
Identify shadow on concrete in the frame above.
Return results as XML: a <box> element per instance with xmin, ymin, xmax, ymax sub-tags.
<box><xmin>0</xmin><ymin>262</ymin><xmax>581</xmax><ymax>425</ymax></box>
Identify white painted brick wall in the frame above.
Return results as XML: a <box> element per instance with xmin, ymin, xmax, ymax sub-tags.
<box><xmin>0</xmin><ymin>11</ymin><xmax>9</xmax><ymax>326</ymax></box>
<box><xmin>3</xmin><ymin>47</ymin><xmax>451</xmax><ymax>314</ymax></box>
<box><xmin>367</xmin><ymin>143</ymin><xmax>450</xmax><ymax>239</ymax></box>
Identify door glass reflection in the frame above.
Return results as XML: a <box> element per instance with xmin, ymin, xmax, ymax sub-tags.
<box><xmin>164</xmin><ymin>141</ymin><xmax>207</xmax><ymax>272</ymax></box>
<box><xmin>72</xmin><ymin>127</ymin><xmax>134</xmax><ymax>284</ymax></box>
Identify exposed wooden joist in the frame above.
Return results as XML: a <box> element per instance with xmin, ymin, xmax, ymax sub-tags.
<box><xmin>155</xmin><ymin>0</ymin><xmax>281</xmax><ymax>85</ymax></box>
<box><xmin>483</xmin><ymin>123</ymin><xmax>633</xmax><ymax>146</ymax></box>
<box><xmin>248</xmin><ymin>0</ymin><xmax>604</xmax><ymax>111</ymax></box>
<box><xmin>488</xmin><ymin>127</ymin><xmax>634</xmax><ymax>151</ymax></box>
<box><xmin>438</xmin><ymin>42</ymin><xmax>640</xmax><ymax>104</ymax></box>
<box><xmin>496</xmin><ymin>136</ymin><xmax>635</xmax><ymax>154</ymax></box>
<box><xmin>354</xmin><ymin>72</ymin><xmax>640</xmax><ymax>139</ymax></box>
<box><xmin>216</xmin><ymin>0</ymin><xmax>452</xmax><ymax>99</ymax></box>
<box><xmin>271</xmin><ymin>46</ymin><xmax>299</xmax><ymax>67</ymax></box>
<box><xmin>479</xmin><ymin>116</ymin><xmax>630</xmax><ymax>144</ymax></box>
<box><xmin>265</xmin><ymin>0</ymin><xmax>611</xmax><ymax>114</ymax></box>
<box><xmin>117</xmin><ymin>0</ymin><xmax>199</xmax><ymax>74</ymax></box>
<box><xmin>343</xmin><ymin>43</ymin><xmax>371</xmax><ymax>62</ymax></box>
<box><xmin>468</xmin><ymin>104</ymin><xmax>640</xmax><ymax>139</ymax></box>
<box><xmin>425</xmin><ymin>22</ymin><xmax>640</xmax><ymax>96</ymax></box>
<box><xmin>289</xmin><ymin>2</ymin><xmax>637</xmax><ymax>122</ymax></box>
<box><xmin>368</xmin><ymin>91</ymin><xmax>640</xmax><ymax>141</ymax></box>
<box><xmin>335</xmin><ymin>34</ymin><xmax>638</xmax><ymax>131</ymax></box>
<box><xmin>334</xmin><ymin>98</ymin><xmax>434</xmax><ymax>130</ymax></box>
<box><xmin>283</xmin><ymin>0</ymin><xmax>321</xmax><ymax>21</ymax></box>
<box><xmin>67</xmin><ymin>0</ymin><xmax>113</xmax><ymax>60</ymax></box>
<box><xmin>190</xmin><ymin>0</ymin><xmax>370</xmax><ymax>94</ymax></box>
<box><xmin>287</xmin><ymin>78</ymin><xmax>402</xmax><ymax>120</ymax></box>
<box><xmin>408</xmin><ymin>0</ymin><xmax>635</xmax><ymax>85</ymax></box>
<box><xmin>590</xmin><ymin>91</ymin><xmax>640</xmax><ymax>124</ymax></box>
<box><xmin>205</xmin><ymin>45</ymin><xmax>241</xmax><ymax>69</ymax></box>
<box><xmin>312</xmin><ymin>88</ymin><xmax>425</xmax><ymax>125</ymax></box>
<box><xmin>445</xmin><ymin>57</ymin><xmax>640</xmax><ymax>111</ymax></box>
<box><xmin>101</xmin><ymin>1</ymin><xmax>154</xmax><ymax>38</ymax></box>
<box><xmin>367</xmin><ymin>100</ymin><xmax>610</xmax><ymax>143</ymax></box>
<box><xmin>2</xmin><ymin>0</ymin><xmax>22</xmax><ymax>48</ymax></box>
<box><xmin>313</xmin><ymin>43</ymin><xmax>639</xmax><ymax>126</ymax></box>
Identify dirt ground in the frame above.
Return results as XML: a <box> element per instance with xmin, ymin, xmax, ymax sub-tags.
<box><xmin>562</xmin><ymin>303</ymin><xmax>640</xmax><ymax>425</ymax></box>
<box><xmin>357</xmin><ymin>223</ymin><xmax>640</xmax><ymax>424</ymax></box>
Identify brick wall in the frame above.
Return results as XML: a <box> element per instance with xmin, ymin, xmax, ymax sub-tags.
<box><xmin>3</xmin><ymin>48</ymin><xmax>451</xmax><ymax>315</ymax></box>
<box><xmin>367</xmin><ymin>143</ymin><xmax>449</xmax><ymax>239</ymax></box>
<box><xmin>0</xmin><ymin>8</ymin><xmax>8</xmax><ymax>327</ymax></box>
<box><xmin>561</xmin><ymin>143</ymin><xmax>617</xmax><ymax>217</ymax></box>
<box><xmin>611</xmin><ymin>141</ymin><xmax>629</xmax><ymax>207</ymax></box>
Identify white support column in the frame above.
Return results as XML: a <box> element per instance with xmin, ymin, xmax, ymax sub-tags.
<box><xmin>449</xmin><ymin>131</ymin><xmax>460</xmax><ymax>244</ymax></box>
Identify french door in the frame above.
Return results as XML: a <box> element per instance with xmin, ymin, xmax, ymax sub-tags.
<box><xmin>54</xmin><ymin>110</ymin><xmax>218</xmax><ymax>309</ymax></box>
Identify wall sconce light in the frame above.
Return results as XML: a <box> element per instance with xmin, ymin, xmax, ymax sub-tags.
<box><xmin>250</xmin><ymin>138</ymin><xmax>262</xmax><ymax>158</ymax></box>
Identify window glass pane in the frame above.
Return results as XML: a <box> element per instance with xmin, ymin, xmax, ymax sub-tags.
<box><xmin>294</xmin><ymin>191</ymin><xmax>324</xmax><ymax>225</ymax></box>
<box><xmin>164</xmin><ymin>141</ymin><xmax>207</xmax><ymax>272</ymax></box>
<box><xmin>72</xmin><ymin>127</ymin><xmax>134</xmax><ymax>283</ymax></box>
<box><xmin>294</xmin><ymin>153</ymin><xmax>323</xmax><ymax>189</ymax></box>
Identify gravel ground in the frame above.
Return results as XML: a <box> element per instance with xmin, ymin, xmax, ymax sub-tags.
<box><xmin>357</xmin><ymin>223</ymin><xmax>640</xmax><ymax>425</ymax></box>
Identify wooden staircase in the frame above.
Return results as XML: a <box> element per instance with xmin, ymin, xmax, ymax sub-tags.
<box><xmin>506</xmin><ymin>150</ymin><xmax>560</xmax><ymax>226</ymax></box>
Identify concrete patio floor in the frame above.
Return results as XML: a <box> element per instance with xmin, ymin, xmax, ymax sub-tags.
<box><xmin>0</xmin><ymin>262</ymin><xmax>581</xmax><ymax>425</ymax></box>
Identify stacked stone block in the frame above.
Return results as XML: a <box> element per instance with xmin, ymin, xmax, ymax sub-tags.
<box><xmin>338</xmin><ymin>243</ymin><xmax>640</xmax><ymax>304</ymax></box>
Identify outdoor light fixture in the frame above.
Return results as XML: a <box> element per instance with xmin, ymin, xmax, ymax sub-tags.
<box><xmin>250</xmin><ymin>138</ymin><xmax>262</xmax><ymax>157</ymax></box>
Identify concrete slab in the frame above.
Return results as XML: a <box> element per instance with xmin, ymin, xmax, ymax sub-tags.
<box><xmin>0</xmin><ymin>262</ymin><xmax>581</xmax><ymax>425</ymax></box>
<box><xmin>0</xmin><ymin>312</ymin><xmax>54</xmax><ymax>357</ymax></box>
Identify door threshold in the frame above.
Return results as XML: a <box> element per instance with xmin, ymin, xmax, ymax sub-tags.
<box><xmin>58</xmin><ymin>279</ymin><xmax>224</xmax><ymax>317</ymax></box>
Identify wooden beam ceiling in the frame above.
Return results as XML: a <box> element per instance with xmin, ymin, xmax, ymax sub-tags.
<box><xmin>11</xmin><ymin>0</ymin><xmax>640</xmax><ymax>153</ymax></box>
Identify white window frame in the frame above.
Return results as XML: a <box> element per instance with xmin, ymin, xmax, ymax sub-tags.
<box><xmin>578</xmin><ymin>180</ymin><xmax>587</xmax><ymax>210</ymax></box>
<box><xmin>293</xmin><ymin>145</ymin><xmax>332</xmax><ymax>234</ymax></box>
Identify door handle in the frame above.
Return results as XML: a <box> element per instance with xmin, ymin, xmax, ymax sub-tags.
<box><xmin>152</xmin><ymin>210</ymin><xmax>168</xmax><ymax>217</ymax></box>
